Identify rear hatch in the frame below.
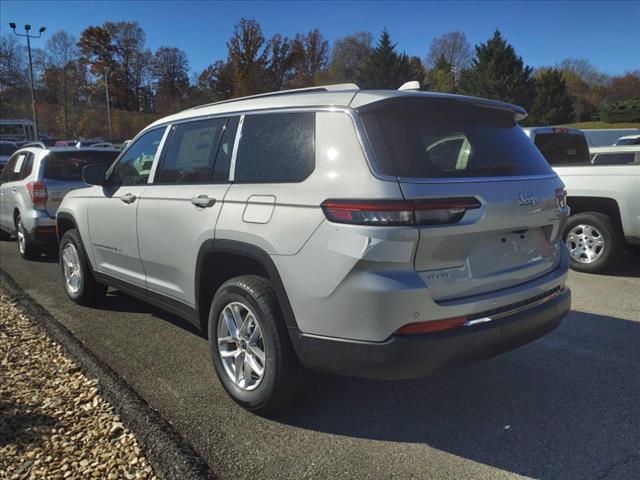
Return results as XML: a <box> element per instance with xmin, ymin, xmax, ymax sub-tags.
<box><xmin>359</xmin><ymin>97</ymin><xmax>566</xmax><ymax>301</ymax></box>
<box><xmin>43</xmin><ymin>150</ymin><xmax>119</xmax><ymax>217</ymax></box>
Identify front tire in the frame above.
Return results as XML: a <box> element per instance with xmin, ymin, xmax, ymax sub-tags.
<box><xmin>59</xmin><ymin>229</ymin><xmax>107</xmax><ymax>305</ymax></box>
<box><xmin>16</xmin><ymin>214</ymin><xmax>41</xmax><ymax>260</ymax></box>
<box><xmin>563</xmin><ymin>212</ymin><xmax>621</xmax><ymax>273</ymax></box>
<box><xmin>208</xmin><ymin>275</ymin><xmax>306</xmax><ymax>413</ymax></box>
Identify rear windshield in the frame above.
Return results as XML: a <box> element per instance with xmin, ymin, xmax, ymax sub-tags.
<box><xmin>360</xmin><ymin>99</ymin><xmax>552</xmax><ymax>178</ymax></box>
<box><xmin>44</xmin><ymin>151</ymin><xmax>119</xmax><ymax>181</ymax></box>
<box><xmin>533</xmin><ymin>133</ymin><xmax>591</xmax><ymax>165</ymax></box>
<box><xmin>0</xmin><ymin>143</ymin><xmax>18</xmax><ymax>155</ymax></box>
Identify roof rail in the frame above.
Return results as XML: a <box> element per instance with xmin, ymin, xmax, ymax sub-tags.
<box><xmin>189</xmin><ymin>83</ymin><xmax>360</xmax><ymax>111</ymax></box>
<box><xmin>21</xmin><ymin>141</ymin><xmax>47</xmax><ymax>149</ymax></box>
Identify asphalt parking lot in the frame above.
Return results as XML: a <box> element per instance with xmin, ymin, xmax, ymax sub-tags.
<box><xmin>1</xmin><ymin>239</ymin><xmax>639</xmax><ymax>480</ymax></box>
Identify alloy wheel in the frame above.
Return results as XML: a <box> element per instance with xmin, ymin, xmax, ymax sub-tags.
<box><xmin>217</xmin><ymin>301</ymin><xmax>266</xmax><ymax>391</ymax></box>
<box><xmin>566</xmin><ymin>224</ymin><xmax>605</xmax><ymax>264</ymax></box>
<box><xmin>62</xmin><ymin>243</ymin><xmax>82</xmax><ymax>295</ymax></box>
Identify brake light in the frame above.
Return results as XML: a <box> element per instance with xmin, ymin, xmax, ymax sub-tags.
<box><xmin>555</xmin><ymin>188</ymin><xmax>567</xmax><ymax>208</ymax></box>
<box><xmin>321</xmin><ymin>198</ymin><xmax>481</xmax><ymax>226</ymax></box>
<box><xmin>26</xmin><ymin>181</ymin><xmax>47</xmax><ymax>208</ymax></box>
<box><xmin>395</xmin><ymin>316</ymin><xmax>467</xmax><ymax>335</ymax></box>
<box><xmin>552</xmin><ymin>128</ymin><xmax>568</xmax><ymax>134</ymax></box>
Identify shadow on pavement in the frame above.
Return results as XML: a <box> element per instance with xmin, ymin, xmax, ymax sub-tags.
<box><xmin>272</xmin><ymin>310</ymin><xmax>640</xmax><ymax>479</ymax></box>
<box><xmin>598</xmin><ymin>250</ymin><xmax>640</xmax><ymax>278</ymax></box>
<box><xmin>97</xmin><ymin>290</ymin><xmax>204</xmax><ymax>337</ymax></box>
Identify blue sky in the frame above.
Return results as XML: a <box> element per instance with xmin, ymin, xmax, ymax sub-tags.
<box><xmin>2</xmin><ymin>0</ymin><xmax>639</xmax><ymax>77</ymax></box>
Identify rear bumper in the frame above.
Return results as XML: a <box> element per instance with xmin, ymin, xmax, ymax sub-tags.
<box><xmin>21</xmin><ymin>210</ymin><xmax>57</xmax><ymax>244</ymax></box>
<box><xmin>290</xmin><ymin>286</ymin><xmax>570</xmax><ymax>380</ymax></box>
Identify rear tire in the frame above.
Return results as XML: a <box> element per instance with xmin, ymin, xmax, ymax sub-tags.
<box><xmin>15</xmin><ymin>214</ymin><xmax>41</xmax><ymax>260</ymax></box>
<box><xmin>59</xmin><ymin>229</ymin><xmax>107</xmax><ymax>305</ymax></box>
<box><xmin>563</xmin><ymin>212</ymin><xmax>621</xmax><ymax>273</ymax></box>
<box><xmin>208</xmin><ymin>275</ymin><xmax>307</xmax><ymax>414</ymax></box>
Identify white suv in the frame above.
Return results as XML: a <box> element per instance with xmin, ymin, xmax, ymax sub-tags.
<box><xmin>57</xmin><ymin>84</ymin><xmax>571</xmax><ymax>412</ymax></box>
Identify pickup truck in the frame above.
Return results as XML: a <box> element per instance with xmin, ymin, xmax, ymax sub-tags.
<box><xmin>524</xmin><ymin>127</ymin><xmax>640</xmax><ymax>273</ymax></box>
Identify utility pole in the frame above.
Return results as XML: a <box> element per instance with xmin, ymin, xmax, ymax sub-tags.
<box><xmin>105</xmin><ymin>67</ymin><xmax>112</xmax><ymax>140</ymax></box>
<box><xmin>9</xmin><ymin>23</ymin><xmax>46</xmax><ymax>141</ymax></box>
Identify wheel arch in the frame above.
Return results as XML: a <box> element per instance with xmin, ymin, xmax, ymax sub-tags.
<box><xmin>566</xmin><ymin>196</ymin><xmax>623</xmax><ymax>234</ymax></box>
<box><xmin>195</xmin><ymin>239</ymin><xmax>299</xmax><ymax>337</ymax></box>
<box><xmin>56</xmin><ymin>212</ymin><xmax>78</xmax><ymax>242</ymax></box>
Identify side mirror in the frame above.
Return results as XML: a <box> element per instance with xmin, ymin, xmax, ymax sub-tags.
<box><xmin>82</xmin><ymin>163</ymin><xmax>109</xmax><ymax>186</ymax></box>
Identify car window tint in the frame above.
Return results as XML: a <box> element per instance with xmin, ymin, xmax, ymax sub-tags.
<box><xmin>157</xmin><ymin>118</ymin><xmax>225</xmax><ymax>184</ymax></box>
<box><xmin>361</xmin><ymin>99</ymin><xmax>552</xmax><ymax>178</ymax></box>
<box><xmin>234</xmin><ymin>112</ymin><xmax>315</xmax><ymax>183</ymax></box>
<box><xmin>111</xmin><ymin>128</ymin><xmax>164</xmax><ymax>186</ymax></box>
<box><xmin>533</xmin><ymin>133</ymin><xmax>591</xmax><ymax>165</ymax></box>
<box><xmin>44</xmin><ymin>151</ymin><xmax>120</xmax><ymax>181</ymax></box>
<box><xmin>591</xmin><ymin>152</ymin><xmax>637</xmax><ymax>165</ymax></box>
<box><xmin>212</xmin><ymin>116</ymin><xmax>239</xmax><ymax>183</ymax></box>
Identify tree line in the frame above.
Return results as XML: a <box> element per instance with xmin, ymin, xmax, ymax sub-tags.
<box><xmin>1</xmin><ymin>18</ymin><xmax>639</xmax><ymax>140</ymax></box>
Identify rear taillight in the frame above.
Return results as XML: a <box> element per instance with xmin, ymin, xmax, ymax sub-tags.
<box><xmin>26</xmin><ymin>181</ymin><xmax>47</xmax><ymax>208</ymax></box>
<box><xmin>555</xmin><ymin>188</ymin><xmax>567</xmax><ymax>208</ymax></box>
<box><xmin>321</xmin><ymin>198</ymin><xmax>481</xmax><ymax>226</ymax></box>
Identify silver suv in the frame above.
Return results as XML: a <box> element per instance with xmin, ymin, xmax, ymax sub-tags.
<box><xmin>56</xmin><ymin>85</ymin><xmax>572</xmax><ymax>412</ymax></box>
<box><xmin>0</xmin><ymin>146</ymin><xmax>119</xmax><ymax>258</ymax></box>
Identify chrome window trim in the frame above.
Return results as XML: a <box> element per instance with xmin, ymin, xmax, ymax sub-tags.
<box><xmin>229</xmin><ymin>114</ymin><xmax>245</xmax><ymax>182</ymax></box>
<box><xmin>147</xmin><ymin>125</ymin><xmax>172</xmax><ymax>184</ymax></box>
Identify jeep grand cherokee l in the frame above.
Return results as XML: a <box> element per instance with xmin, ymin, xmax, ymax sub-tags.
<box><xmin>56</xmin><ymin>84</ymin><xmax>571</xmax><ymax>413</ymax></box>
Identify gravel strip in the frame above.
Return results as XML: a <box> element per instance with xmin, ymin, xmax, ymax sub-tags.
<box><xmin>0</xmin><ymin>291</ymin><xmax>156</xmax><ymax>479</ymax></box>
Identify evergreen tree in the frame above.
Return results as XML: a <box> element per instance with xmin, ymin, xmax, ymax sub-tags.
<box><xmin>458</xmin><ymin>30</ymin><xmax>535</xmax><ymax>108</ymax></box>
<box><xmin>356</xmin><ymin>30</ymin><xmax>424</xmax><ymax>89</ymax></box>
<box><xmin>529</xmin><ymin>68</ymin><xmax>574</xmax><ymax>125</ymax></box>
<box><xmin>426</xmin><ymin>54</ymin><xmax>456</xmax><ymax>93</ymax></box>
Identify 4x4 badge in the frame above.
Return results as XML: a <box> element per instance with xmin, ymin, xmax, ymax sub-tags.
<box><xmin>518</xmin><ymin>193</ymin><xmax>538</xmax><ymax>207</ymax></box>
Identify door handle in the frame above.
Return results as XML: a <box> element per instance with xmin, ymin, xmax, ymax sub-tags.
<box><xmin>120</xmin><ymin>193</ymin><xmax>137</xmax><ymax>204</ymax></box>
<box><xmin>190</xmin><ymin>195</ymin><xmax>216</xmax><ymax>208</ymax></box>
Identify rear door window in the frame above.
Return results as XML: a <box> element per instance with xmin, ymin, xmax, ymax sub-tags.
<box><xmin>360</xmin><ymin>98</ymin><xmax>552</xmax><ymax>178</ymax></box>
<box><xmin>533</xmin><ymin>133</ymin><xmax>591</xmax><ymax>165</ymax></box>
<box><xmin>156</xmin><ymin>118</ymin><xmax>226</xmax><ymax>184</ymax></box>
<box><xmin>44</xmin><ymin>151</ymin><xmax>120</xmax><ymax>181</ymax></box>
<box><xmin>234</xmin><ymin>112</ymin><xmax>315</xmax><ymax>183</ymax></box>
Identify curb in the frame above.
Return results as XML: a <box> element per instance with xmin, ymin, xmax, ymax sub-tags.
<box><xmin>1</xmin><ymin>268</ymin><xmax>215</xmax><ymax>480</ymax></box>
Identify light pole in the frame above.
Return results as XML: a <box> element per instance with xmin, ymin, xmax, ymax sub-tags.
<box><xmin>9</xmin><ymin>23</ymin><xmax>46</xmax><ymax>141</ymax></box>
<box><xmin>104</xmin><ymin>67</ymin><xmax>112</xmax><ymax>140</ymax></box>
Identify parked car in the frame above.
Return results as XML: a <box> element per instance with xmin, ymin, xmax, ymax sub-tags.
<box><xmin>0</xmin><ymin>119</ymin><xmax>36</xmax><ymax>142</ymax></box>
<box><xmin>0</xmin><ymin>140</ymin><xmax>19</xmax><ymax>171</ymax></box>
<box><xmin>590</xmin><ymin>145</ymin><xmax>640</xmax><ymax>165</ymax></box>
<box><xmin>57</xmin><ymin>84</ymin><xmax>571</xmax><ymax>413</ymax></box>
<box><xmin>524</xmin><ymin>128</ymin><xmax>640</xmax><ymax>271</ymax></box>
<box><xmin>613</xmin><ymin>134</ymin><xmax>640</xmax><ymax>146</ymax></box>
<box><xmin>583</xmin><ymin>128</ymin><xmax>640</xmax><ymax>147</ymax></box>
<box><xmin>75</xmin><ymin>138</ymin><xmax>106</xmax><ymax>148</ymax></box>
<box><xmin>54</xmin><ymin>140</ymin><xmax>78</xmax><ymax>147</ymax></box>
<box><xmin>0</xmin><ymin>146</ymin><xmax>120</xmax><ymax>258</ymax></box>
